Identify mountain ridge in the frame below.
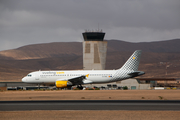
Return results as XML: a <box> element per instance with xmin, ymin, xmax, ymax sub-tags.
<box><xmin>0</xmin><ymin>39</ymin><xmax>180</xmax><ymax>60</ymax></box>
<box><xmin>0</xmin><ymin>39</ymin><xmax>180</xmax><ymax>81</ymax></box>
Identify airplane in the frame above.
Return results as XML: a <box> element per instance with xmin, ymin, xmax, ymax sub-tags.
<box><xmin>22</xmin><ymin>50</ymin><xmax>145</xmax><ymax>89</ymax></box>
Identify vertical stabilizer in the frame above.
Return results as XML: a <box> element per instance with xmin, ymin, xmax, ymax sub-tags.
<box><xmin>120</xmin><ymin>50</ymin><xmax>142</xmax><ymax>71</ymax></box>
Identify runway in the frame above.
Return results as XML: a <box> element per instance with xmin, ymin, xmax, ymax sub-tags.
<box><xmin>1</xmin><ymin>100</ymin><xmax>180</xmax><ymax>111</ymax></box>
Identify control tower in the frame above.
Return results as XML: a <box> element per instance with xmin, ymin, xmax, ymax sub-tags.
<box><xmin>82</xmin><ymin>30</ymin><xmax>107</xmax><ymax>70</ymax></box>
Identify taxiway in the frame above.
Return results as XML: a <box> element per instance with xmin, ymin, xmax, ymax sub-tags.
<box><xmin>1</xmin><ymin>100</ymin><xmax>180</xmax><ymax>111</ymax></box>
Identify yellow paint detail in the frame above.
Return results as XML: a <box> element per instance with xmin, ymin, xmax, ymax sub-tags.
<box><xmin>86</xmin><ymin>74</ymin><xmax>89</xmax><ymax>78</ymax></box>
<box><xmin>56</xmin><ymin>72</ymin><xmax>64</xmax><ymax>74</ymax></box>
<box><xmin>56</xmin><ymin>81</ymin><xmax>68</xmax><ymax>88</ymax></box>
<box><xmin>133</xmin><ymin>57</ymin><xmax>135</xmax><ymax>59</ymax></box>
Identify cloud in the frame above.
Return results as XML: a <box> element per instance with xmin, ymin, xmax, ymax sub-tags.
<box><xmin>0</xmin><ymin>0</ymin><xmax>179</xmax><ymax>51</ymax></box>
<box><xmin>105</xmin><ymin>27</ymin><xmax>180</xmax><ymax>42</ymax></box>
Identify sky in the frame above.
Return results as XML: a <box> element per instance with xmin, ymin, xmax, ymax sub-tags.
<box><xmin>0</xmin><ymin>0</ymin><xmax>180</xmax><ymax>51</ymax></box>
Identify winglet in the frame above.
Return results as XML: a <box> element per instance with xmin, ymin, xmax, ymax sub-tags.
<box><xmin>86</xmin><ymin>74</ymin><xmax>89</xmax><ymax>78</ymax></box>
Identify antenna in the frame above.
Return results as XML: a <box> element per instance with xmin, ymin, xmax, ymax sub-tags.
<box><xmin>98</xmin><ymin>23</ymin><xmax>99</xmax><ymax>32</ymax></box>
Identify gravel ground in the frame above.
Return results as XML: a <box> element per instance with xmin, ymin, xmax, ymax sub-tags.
<box><xmin>1</xmin><ymin>111</ymin><xmax>180</xmax><ymax>120</ymax></box>
<box><xmin>1</xmin><ymin>90</ymin><xmax>180</xmax><ymax>120</ymax></box>
<box><xmin>0</xmin><ymin>90</ymin><xmax>180</xmax><ymax>101</ymax></box>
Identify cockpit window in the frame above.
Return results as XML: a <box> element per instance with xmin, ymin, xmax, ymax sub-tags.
<box><xmin>27</xmin><ymin>74</ymin><xmax>32</xmax><ymax>77</ymax></box>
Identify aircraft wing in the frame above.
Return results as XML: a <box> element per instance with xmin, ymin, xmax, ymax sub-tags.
<box><xmin>68</xmin><ymin>75</ymin><xmax>86</xmax><ymax>85</ymax></box>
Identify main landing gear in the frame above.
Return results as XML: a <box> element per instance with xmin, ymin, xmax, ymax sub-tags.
<box><xmin>77</xmin><ymin>85</ymin><xmax>83</xmax><ymax>90</ymax></box>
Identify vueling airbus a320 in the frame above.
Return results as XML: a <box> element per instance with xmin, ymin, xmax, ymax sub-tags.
<box><xmin>22</xmin><ymin>50</ymin><xmax>145</xmax><ymax>89</ymax></box>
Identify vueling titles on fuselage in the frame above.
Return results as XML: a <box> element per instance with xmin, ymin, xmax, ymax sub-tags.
<box><xmin>22</xmin><ymin>50</ymin><xmax>145</xmax><ymax>89</ymax></box>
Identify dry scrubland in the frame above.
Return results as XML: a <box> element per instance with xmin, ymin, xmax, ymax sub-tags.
<box><xmin>1</xmin><ymin>90</ymin><xmax>180</xmax><ymax>120</ymax></box>
<box><xmin>1</xmin><ymin>90</ymin><xmax>180</xmax><ymax>101</ymax></box>
<box><xmin>1</xmin><ymin>111</ymin><xmax>180</xmax><ymax>120</ymax></box>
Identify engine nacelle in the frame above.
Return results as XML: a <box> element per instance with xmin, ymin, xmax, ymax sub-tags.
<box><xmin>56</xmin><ymin>81</ymin><xmax>72</xmax><ymax>88</ymax></box>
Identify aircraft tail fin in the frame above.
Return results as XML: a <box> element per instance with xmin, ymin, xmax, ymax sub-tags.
<box><xmin>120</xmin><ymin>50</ymin><xmax>142</xmax><ymax>71</ymax></box>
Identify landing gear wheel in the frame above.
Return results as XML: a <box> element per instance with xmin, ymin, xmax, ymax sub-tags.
<box><xmin>77</xmin><ymin>85</ymin><xmax>83</xmax><ymax>90</ymax></box>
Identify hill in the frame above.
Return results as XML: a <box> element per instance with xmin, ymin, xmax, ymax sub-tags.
<box><xmin>0</xmin><ymin>42</ymin><xmax>82</xmax><ymax>60</ymax></box>
<box><xmin>1</xmin><ymin>39</ymin><xmax>180</xmax><ymax>60</ymax></box>
<box><xmin>107</xmin><ymin>39</ymin><xmax>180</xmax><ymax>53</ymax></box>
<box><xmin>0</xmin><ymin>39</ymin><xmax>180</xmax><ymax>81</ymax></box>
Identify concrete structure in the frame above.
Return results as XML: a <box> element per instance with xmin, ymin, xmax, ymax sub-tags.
<box><xmin>83</xmin><ymin>31</ymin><xmax>107</xmax><ymax>70</ymax></box>
<box><xmin>0</xmin><ymin>82</ymin><xmax>39</xmax><ymax>90</ymax></box>
<box><xmin>86</xmin><ymin>79</ymin><xmax>152</xmax><ymax>90</ymax></box>
<box><xmin>116</xmin><ymin>79</ymin><xmax>151</xmax><ymax>90</ymax></box>
<box><xmin>0</xmin><ymin>82</ymin><xmax>38</xmax><ymax>87</ymax></box>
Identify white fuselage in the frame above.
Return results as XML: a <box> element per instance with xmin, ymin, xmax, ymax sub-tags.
<box><xmin>22</xmin><ymin>70</ymin><xmax>129</xmax><ymax>84</ymax></box>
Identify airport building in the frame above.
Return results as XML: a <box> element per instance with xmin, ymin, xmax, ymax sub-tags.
<box><xmin>82</xmin><ymin>31</ymin><xmax>107</xmax><ymax>70</ymax></box>
<box><xmin>85</xmin><ymin>79</ymin><xmax>152</xmax><ymax>90</ymax></box>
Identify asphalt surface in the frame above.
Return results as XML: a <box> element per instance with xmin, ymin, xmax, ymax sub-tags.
<box><xmin>0</xmin><ymin>100</ymin><xmax>180</xmax><ymax>111</ymax></box>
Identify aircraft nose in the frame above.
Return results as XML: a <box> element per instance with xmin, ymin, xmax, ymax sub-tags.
<box><xmin>22</xmin><ymin>77</ymin><xmax>26</xmax><ymax>82</ymax></box>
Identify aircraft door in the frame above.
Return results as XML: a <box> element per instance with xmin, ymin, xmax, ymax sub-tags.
<box><xmin>35</xmin><ymin>72</ymin><xmax>40</xmax><ymax>80</ymax></box>
<box><xmin>67</xmin><ymin>73</ymin><xmax>70</xmax><ymax>79</ymax></box>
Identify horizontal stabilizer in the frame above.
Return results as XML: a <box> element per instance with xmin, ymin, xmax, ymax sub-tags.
<box><xmin>128</xmin><ymin>71</ymin><xmax>145</xmax><ymax>77</ymax></box>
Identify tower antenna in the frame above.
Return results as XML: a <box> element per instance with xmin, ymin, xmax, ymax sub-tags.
<box><xmin>98</xmin><ymin>23</ymin><xmax>99</xmax><ymax>32</ymax></box>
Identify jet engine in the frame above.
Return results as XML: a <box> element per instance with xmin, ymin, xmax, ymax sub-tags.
<box><xmin>56</xmin><ymin>81</ymin><xmax>72</xmax><ymax>88</ymax></box>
